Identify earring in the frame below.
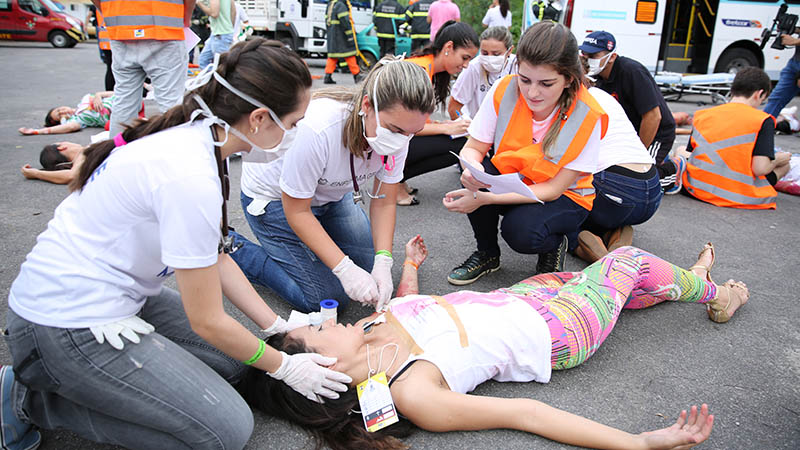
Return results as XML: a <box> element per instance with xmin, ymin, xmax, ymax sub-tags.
<box><xmin>252</xmin><ymin>127</ymin><xmax>258</xmax><ymax>134</ymax></box>
<box><xmin>445</xmin><ymin>51</ymin><xmax>449</xmax><ymax>56</ymax></box>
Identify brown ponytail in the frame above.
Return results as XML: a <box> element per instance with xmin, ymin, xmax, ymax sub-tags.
<box><xmin>70</xmin><ymin>38</ymin><xmax>312</xmax><ymax>192</ymax></box>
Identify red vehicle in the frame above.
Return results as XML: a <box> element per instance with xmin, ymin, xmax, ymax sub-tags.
<box><xmin>0</xmin><ymin>0</ymin><xmax>84</xmax><ymax>47</ymax></box>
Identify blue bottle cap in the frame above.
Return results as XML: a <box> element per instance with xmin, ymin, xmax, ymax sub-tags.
<box><xmin>320</xmin><ymin>299</ymin><xmax>338</xmax><ymax>309</ymax></box>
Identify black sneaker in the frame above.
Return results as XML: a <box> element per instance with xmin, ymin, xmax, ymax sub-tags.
<box><xmin>536</xmin><ymin>235</ymin><xmax>568</xmax><ymax>274</ymax></box>
<box><xmin>447</xmin><ymin>251</ymin><xmax>500</xmax><ymax>285</ymax></box>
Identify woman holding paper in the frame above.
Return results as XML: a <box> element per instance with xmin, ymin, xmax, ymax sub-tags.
<box><xmin>444</xmin><ymin>22</ymin><xmax>607</xmax><ymax>284</ymax></box>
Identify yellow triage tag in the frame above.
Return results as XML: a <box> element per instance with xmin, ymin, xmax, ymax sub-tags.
<box><xmin>356</xmin><ymin>372</ymin><xmax>399</xmax><ymax>432</ymax></box>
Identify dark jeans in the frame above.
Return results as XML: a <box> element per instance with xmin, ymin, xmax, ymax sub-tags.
<box><xmin>402</xmin><ymin>134</ymin><xmax>467</xmax><ymax>182</ymax></box>
<box><xmin>101</xmin><ymin>49</ymin><xmax>114</xmax><ymax>91</ymax></box>
<box><xmin>467</xmin><ymin>159</ymin><xmax>589</xmax><ymax>255</ymax></box>
<box><xmin>378</xmin><ymin>37</ymin><xmax>395</xmax><ymax>57</ymax></box>
<box><xmin>583</xmin><ymin>165</ymin><xmax>663</xmax><ymax>234</ymax></box>
<box><xmin>764</xmin><ymin>58</ymin><xmax>800</xmax><ymax>118</ymax></box>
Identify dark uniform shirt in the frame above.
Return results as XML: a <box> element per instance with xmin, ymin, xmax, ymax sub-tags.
<box><xmin>595</xmin><ymin>56</ymin><xmax>676</xmax><ymax>151</ymax></box>
<box><xmin>374</xmin><ymin>0</ymin><xmax>406</xmax><ymax>38</ymax></box>
<box><xmin>405</xmin><ymin>0</ymin><xmax>433</xmax><ymax>39</ymax></box>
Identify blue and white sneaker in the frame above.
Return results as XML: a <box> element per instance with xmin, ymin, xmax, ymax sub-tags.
<box><xmin>0</xmin><ymin>366</ymin><xmax>41</xmax><ymax>450</ymax></box>
<box><xmin>664</xmin><ymin>155</ymin><xmax>687</xmax><ymax>195</ymax></box>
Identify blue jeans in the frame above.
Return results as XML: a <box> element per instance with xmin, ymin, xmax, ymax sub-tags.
<box><xmin>230</xmin><ymin>192</ymin><xmax>375</xmax><ymax>312</ymax></box>
<box><xmin>3</xmin><ymin>288</ymin><xmax>252</xmax><ymax>450</ymax></box>
<box><xmin>198</xmin><ymin>33</ymin><xmax>234</xmax><ymax>70</ymax></box>
<box><xmin>583</xmin><ymin>166</ymin><xmax>663</xmax><ymax>233</ymax></box>
<box><xmin>764</xmin><ymin>58</ymin><xmax>800</xmax><ymax>118</ymax></box>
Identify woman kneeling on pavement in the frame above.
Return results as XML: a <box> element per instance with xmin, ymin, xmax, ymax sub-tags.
<box><xmin>2</xmin><ymin>39</ymin><xmax>351</xmax><ymax>450</ymax></box>
<box><xmin>444</xmin><ymin>22</ymin><xmax>607</xmax><ymax>284</ymax></box>
<box><xmin>240</xmin><ymin>235</ymin><xmax>748</xmax><ymax>449</ymax></box>
<box><xmin>230</xmin><ymin>57</ymin><xmax>435</xmax><ymax>313</ymax></box>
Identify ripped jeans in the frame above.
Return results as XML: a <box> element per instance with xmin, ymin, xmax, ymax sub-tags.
<box><xmin>3</xmin><ymin>288</ymin><xmax>253</xmax><ymax>450</ymax></box>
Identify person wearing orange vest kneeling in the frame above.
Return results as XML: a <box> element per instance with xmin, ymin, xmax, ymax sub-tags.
<box><xmin>683</xmin><ymin>67</ymin><xmax>792</xmax><ymax>210</ymax></box>
<box><xmin>444</xmin><ymin>22</ymin><xmax>607</xmax><ymax>284</ymax></box>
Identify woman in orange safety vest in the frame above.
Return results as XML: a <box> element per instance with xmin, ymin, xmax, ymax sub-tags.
<box><xmin>444</xmin><ymin>21</ymin><xmax>608</xmax><ymax>284</ymax></box>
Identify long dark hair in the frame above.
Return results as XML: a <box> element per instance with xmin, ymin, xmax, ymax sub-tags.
<box><xmin>414</xmin><ymin>20</ymin><xmax>479</xmax><ymax>106</ymax></box>
<box><xmin>69</xmin><ymin>38</ymin><xmax>312</xmax><ymax>192</ymax></box>
<box><xmin>239</xmin><ymin>334</ymin><xmax>413</xmax><ymax>450</ymax></box>
<box><xmin>499</xmin><ymin>0</ymin><xmax>510</xmax><ymax>18</ymax></box>
<box><xmin>516</xmin><ymin>22</ymin><xmax>584</xmax><ymax>157</ymax></box>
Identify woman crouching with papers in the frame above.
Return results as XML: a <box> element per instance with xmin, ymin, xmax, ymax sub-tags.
<box><xmin>444</xmin><ymin>21</ymin><xmax>607</xmax><ymax>283</ymax></box>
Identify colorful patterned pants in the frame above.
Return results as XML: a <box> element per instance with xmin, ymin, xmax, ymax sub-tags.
<box><xmin>493</xmin><ymin>246</ymin><xmax>716</xmax><ymax>370</ymax></box>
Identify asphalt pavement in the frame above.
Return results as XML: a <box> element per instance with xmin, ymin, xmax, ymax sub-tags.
<box><xmin>1</xmin><ymin>41</ymin><xmax>798</xmax><ymax>449</ymax></box>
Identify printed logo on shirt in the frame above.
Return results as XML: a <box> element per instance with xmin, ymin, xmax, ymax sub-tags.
<box><xmin>134</xmin><ymin>29</ymin><xmax>145</xmax><ymax>38</ymax></box>
<box><xmin>480</xmin><ymin>84</ymin><xmax>487</xmax><ymax>92</ymax></box>
<box><xmin>318</xmin><ymin>178</ymin><xmax>329</xmax><ymax>185</ymax></box>
<box><xmin>157</xmin><ymin>266</ymin><xmax>174</xmax><ymax>278</ymax></box>
<box><xmin>88</xmin><ymin>161</ymin><xmax>108</xmax><ymax>183</ymax></box>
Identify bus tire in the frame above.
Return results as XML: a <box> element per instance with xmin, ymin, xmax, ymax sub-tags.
<box><xmin>715</xmin><ymin>48</ymin><xmax>758</xmax><ymax>74</ymax></box>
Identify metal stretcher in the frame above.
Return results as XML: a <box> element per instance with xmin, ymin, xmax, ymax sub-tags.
<box><xmin>654</xmin><ymin>72</ymin><xmax>735</xmax><ymax>104</ymax></box>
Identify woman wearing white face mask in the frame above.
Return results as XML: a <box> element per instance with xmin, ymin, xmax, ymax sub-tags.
<box><xmin>448</xmin><ymin>26</ymin><xmax>516</xmax><ymax>120</ymax></box>
<box><xmin>229</xmin><ymin>57</ymin><xmax>435</xmax><ymax>314</ymax></box>
<box><xmin>3</xmin><ymin>39</ymin><xmax>353</xmax><ymax>450</ymax></box>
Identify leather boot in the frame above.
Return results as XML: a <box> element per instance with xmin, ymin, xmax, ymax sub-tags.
<box><xmin>323</xmin><ymin>73</ymin><xmax>336</xmax><ymax>84</ymax></box>
<box><xmin>604</xmin><ymin>225</ymin><xmax>633</xmax><ymax>251</ymax></box>
<box><xmin>575</xmin><ymin>230</ymin><xmax>608</xmax><ymax>263</ymax></box>
<box><xmin>353</xmin><ymin>72</ymin><xmax>364</xmax><ymax>83</ymax></box>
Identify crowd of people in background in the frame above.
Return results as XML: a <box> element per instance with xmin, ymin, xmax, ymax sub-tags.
<box><xmin>6</xmin><ymin>0</ymin><xmax>798</xmax><ymax>448</ymax></box>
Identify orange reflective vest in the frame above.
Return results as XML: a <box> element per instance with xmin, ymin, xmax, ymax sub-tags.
<box><xmin>490</xmin><ymin>75</ymin><xmax>608</xmax><ymax>210</ymax></box>
<box><xmin>683</xmin><ymin>103</ymin><xmax>777</xmax><ymax>209</ymax></box>
<box><xmin>100</xmin><ymin>0</ymin><xmax>185</xmax><ymax>41</ymax></box>
<box><xmin>96</xmin><ymin>10</ymin><xmax>110</xmax><ymax>50</ymax></box>
<box><xmin>406</xmin><ymin>54</ymin><xmax>434</xmax><ymax>81</ymax></box>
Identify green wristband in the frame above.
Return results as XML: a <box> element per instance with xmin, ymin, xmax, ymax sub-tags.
<box><xmin>376</xmin><ymin>250</ymin><xmax>392</xmax><ymax>258</ymax></box>
<box><xmin>242</xmin><ymin>340</ymin><xmax>266</xmax><ymax>365</ymax></box>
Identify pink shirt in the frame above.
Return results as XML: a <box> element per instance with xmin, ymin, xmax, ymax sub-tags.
<box><xmin>428</xmin><ymin>0</ymin><xmax>460</xmax><ymax>42</ymax></box>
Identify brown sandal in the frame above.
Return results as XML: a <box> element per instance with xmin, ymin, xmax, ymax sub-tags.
<box><xmin>707</xmin><ymin>280</ymin><xmax>749</xmax><ymax>323</ymax></box>
<box><xmin>689</xmin><ymin>242</ymin><xmax>715</xmax><ymax>283</ymax></box>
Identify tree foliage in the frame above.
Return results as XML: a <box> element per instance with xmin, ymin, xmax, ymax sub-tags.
<box><xmin>455</xmin><ymin>0</ymin><xmax>524</xmax><ymax>45</ymax></box>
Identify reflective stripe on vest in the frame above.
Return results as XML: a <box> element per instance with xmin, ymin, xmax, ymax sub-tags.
<box><xmin>684</xmin><ymin>127</ymin><xmax>776</xmax><ymax>207</ymax></box>
<box><xmin>100</xmin><ymin>0</ymin><xmax>184</xmax><ymax>40</ymax></box>
<box><xmin>97</xmin><ymin>11</ymin><xmax>110</xmax><ymax>50</ymax></box>
<box><xmin>491</xmin><ymin>76</ymin><xmax>607</xmax><ymax>210</ymax></box>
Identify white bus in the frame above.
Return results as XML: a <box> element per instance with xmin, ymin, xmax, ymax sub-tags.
<box><xmin>523</xmin><ymin>0</ymin><xmax>800</xmax><ymax>79</ymax></box>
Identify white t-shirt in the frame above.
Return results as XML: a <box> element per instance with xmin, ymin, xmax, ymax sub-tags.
<box><xmin>450</xmin><ymin>54</ymin><xmax>516</xmax><ymax>118</ymax></box>
<box><xmin>388</xmin><ymin>291</ymin><xmax>552</xmax><ymax>394</ymax></box>
<box><xmin>277</xmin><ymin>98</ymin><xmax>407</xmax><ymax>207</ymax></box>
<box><xmin>588</xmin><ymin>87</ymin><xmax>655</xmax><ymax>172</ymax></box>
<box><xmin>9</xmin><ymin>121</ymin><xmax>222</xmax><ymax>328</ymax></box>
<box><xmin>482</xmin><ymin>5</ymin><xmax>512</xmax><ymax>28</ymax></box>
<box><xmin>233</xmin><ymin>3</ymin><xmax>249</xmax><ymax>38</ymax></box>
<box><xmin>467</xmin><ymin>80</ymin><xmax>601</xmax><ymax>173</ymax></box>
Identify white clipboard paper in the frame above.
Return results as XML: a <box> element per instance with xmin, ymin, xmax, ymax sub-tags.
<box><xmin>452</xmin><ymin>152</ymin><xmax>543</xmax><ymax>203</ymax></box>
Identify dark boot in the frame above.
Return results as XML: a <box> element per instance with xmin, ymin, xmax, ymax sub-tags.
<box><xmin>323</xmin><ymin>73</ymin><xmax>336</xmax><ymax>84</ymax></box>
<box><xmin>353</xmin><ymin>72</ymin><xmax>364</xmax><ymax>84</ymax></box>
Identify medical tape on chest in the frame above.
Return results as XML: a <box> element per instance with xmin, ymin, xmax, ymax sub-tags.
<box><xmin>383</xmin><ymin>311</ymin><xmax>424</xmax><ymax>355</ymax></box>
<box><xmin>431</xmin><ymin>295</ymin><xmax>469</xmax><ymax>348</ymax></box>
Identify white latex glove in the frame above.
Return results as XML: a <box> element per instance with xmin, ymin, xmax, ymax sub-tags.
<box><xmin>267</xmin><ymin>351</ymin><xmax>352</xmax><ymax>402</ymax></box>
<box><xmin>261</xmin><ymin>316</ymin><xmax>306</xmax><ymax>338</ymax></box>
<box><xmin>332</xmin><ymin>255</ymin><xmax>379</xmax><ymax>305</ymax></box>
<box><xmin>89</xmin><ymin>316</ymin><xmax>155</xmax><ymax>350</ymax></box>
<box><xmin>371</xmin><ymin>254</ymin><xmax>393</xmax><ymax>311</ymax></box>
